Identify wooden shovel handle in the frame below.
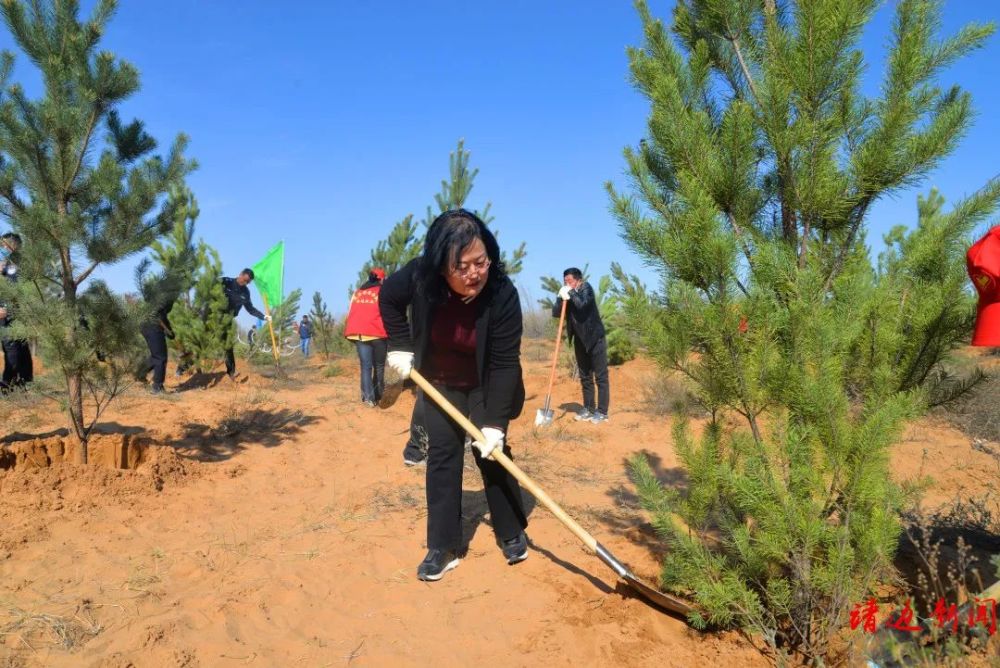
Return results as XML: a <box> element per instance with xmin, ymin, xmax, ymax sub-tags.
<box><xmin>410</xmin><ymin>368</ymin><xmax>598</xmax><ymax>552</ymax></box>
<box><xmin>545</xmin><ymin>299</ymin><xmax>569</xmax><ymax>400</ymax></box>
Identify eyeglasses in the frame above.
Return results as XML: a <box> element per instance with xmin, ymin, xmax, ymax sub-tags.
<box><xmin>450</xmin><ymin>256</ymin><xmax>491</xmax><ymax>279</ymax></box>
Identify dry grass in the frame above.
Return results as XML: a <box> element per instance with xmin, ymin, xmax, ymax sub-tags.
<box><xmin>0</xmin><ymin>600</ymin><xmax>102</xmax><ymax>652</ymax></box>
<box><xmin>865</xmin><ymin>492</ymin><xmax>1000</xmax><ymax>666</ymax></box>
<box><xmin>522</xmin><ymin>306</ymin><xmax>555</xmax><ymax>340</ymax></box>
<box><xmin>522</xmin><ymin>337</ymin><xmax>552</xmax><ymax>363</ymax></box>
<box><xmin>638</xmin><ymin>371</ymin><xmax>700</xmax><ymax>417</ymax></box>
<box><xmin>338</xmin><ymin>484</ymin><xmax>425</xmax><ymax>523</ymax></box>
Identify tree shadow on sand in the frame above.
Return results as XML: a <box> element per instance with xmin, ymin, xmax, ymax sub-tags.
<box><xmin>164</xmin><ymin>408</ymin><xmax>323</xmax><ymax>462</ymax></box>
<box><xmin>581</xmin><ymin>450</ymin><xmax>690</xmax><ymax>559</ymax></box>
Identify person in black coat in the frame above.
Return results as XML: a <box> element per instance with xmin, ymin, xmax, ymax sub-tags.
<box><xmin>220</xmin><ymin>268</ymin><xmax>269</xmax><ymax>378</ymax></box>
<box><xmin>554</xmin><ymin>267</ymin><xmax>610</xmax><ymax>423</ymax></box>
<box><xmin>380</xmin><ymin>209</ymin><xmax>529</xmax><ymax>582</ymax></box>
<box><xmin>135</xmin><ymin>298</ymin><xmax>175</xmax><ymax>394</ymax></box>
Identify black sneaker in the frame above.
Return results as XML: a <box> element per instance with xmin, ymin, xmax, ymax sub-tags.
<box><xmin>417</xmin><ymin>549</ymin><xmax>460</xmax><ymax>581</ymax></box>
<box><xmin>149</xmin><ymin>384</ymin><xmax>165</xmax><ymax>395</ymax></box>
<box><xmin>403</xmin><ymin>454</ymin><xmax>426</xmax><ymax>467</ymax></box>
<box><xmin>574</xmin><ymin>408</ymin><xmax>594</xmax><ymax>422</ymax></box>
<box><xmin>590</xmin><ymin>411</ymin><xmax>609</xmax><ymax>424</ymax></box>
<box><xmin>501</xmin><ymin>531</ymin><xmax>529</xmax><ymax>564</ymax></box>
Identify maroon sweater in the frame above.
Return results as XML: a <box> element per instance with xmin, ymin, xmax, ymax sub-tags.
<box><xmin>423</xmin><ymin>293</ymin><xmax>479</xmax><ymax>388</ymax></box>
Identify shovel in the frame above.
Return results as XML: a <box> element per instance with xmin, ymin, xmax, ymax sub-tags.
<box><xmin>410</xmin><ymin>368</ymin><xmax>694</xmax><ymax>616</ymax></box>
<box><xmin>535</xmin><ymin>298</ymin><xmax>568</xmax><ymax>427</ymax></box>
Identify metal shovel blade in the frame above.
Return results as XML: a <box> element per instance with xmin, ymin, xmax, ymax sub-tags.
<box><xmin>534</xmin><ymin>407</ymin><xmax>554</xmax><ymax>427</ymax></box>
<box><xmin>595</xmin><ymin>542</ymin><xmax>694</xmax><ymax>616</ymax></box>
<box><xmin>534</xmin><ymin>394</ymin><xmax>554</xmax><ymax>427</ymax></box>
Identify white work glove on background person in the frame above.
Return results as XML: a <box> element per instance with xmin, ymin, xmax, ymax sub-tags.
<box><xmin>472</xmin><ymin>427</ymin><xmax>504</xmax><ymax>460</ymax></box>
<box><xmin>386</xmin><ymin>350</ymin><xmax>414</xmax><ymax>379</ymax></box>
<box><xmin>558</xmin><ymin>285</ymin><xmax>572</xmax><ymax>300</ymax></box>
<box><xmin>264</xmin><ymin>314</ymin><xmax>272</xmax><ymax>322</ymax></box>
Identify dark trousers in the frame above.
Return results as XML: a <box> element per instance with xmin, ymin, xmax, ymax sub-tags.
<box><xmin>423</xmin><ymin>384</ymin><xmax>528</xmax><ymax>551</ymax></box>
<box><xmin>573</xmin><ymin>335</ymin><xmax>610</xmax><ymax>415</ymax></box>
<box><xmin>403</xmin><ymin>392</ymin><xmax>427</xmax><ymax>462</ymax></box>
<box><xmin>2</xmin><ymin>338</ymin><xmax>33</xmax><ymax>389</ymax></box>
<box><xmin>354</xmin><ymin>338</ymin><xmax>387</xmax><ymax>402</ymax></box>
<box><xmin>138</xmin><ymin>323</ymin><xmax>168</xmax><ymax>388</ymax></box>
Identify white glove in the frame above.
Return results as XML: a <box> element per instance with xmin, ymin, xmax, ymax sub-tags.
<box><xmin>386</xmin><ymin>350</ymin><xmax>414</xmax><ymax>379</ymax></box>
<box><xmin>558</xmin><ymin>285</ymin><xmax>572</xmax><ymax>300</ymax></box>
<box><xmin>472</xmin><ymin>427</ymin><xmax>504</xmax><ymax>460</ymax></box>
<box><xmin>264</xmin><ymin>314</ymin><xmax>272</xmax><ymax>322</ymax></box>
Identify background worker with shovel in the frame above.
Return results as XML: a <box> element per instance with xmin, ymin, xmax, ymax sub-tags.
<box><xmin>380</xmin><ymin>209</ymin><xmax>529</xmax><ymax>582</ymax></box>
<box><xmin>555</xmin><ymin>267</ymin><xmax>610</xmax><ymax>424</ymax></box>
<box><xmin>221</xmin><ymin>268</ymin><xmax>269</xmax><ymax>379</ymax></box>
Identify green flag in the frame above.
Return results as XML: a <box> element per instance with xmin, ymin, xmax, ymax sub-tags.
<box><xmin>252</xmin><ymin>241</ymin><xmax>284</xmax><ymax>309</ymax></box>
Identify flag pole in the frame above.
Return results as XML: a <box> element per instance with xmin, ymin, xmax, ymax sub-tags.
<box><xmin>261</xmin><ymin>292</ymin><xmax>280</xmax><ymax>363</ymax></box>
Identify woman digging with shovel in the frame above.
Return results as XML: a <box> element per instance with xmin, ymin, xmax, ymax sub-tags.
<box><xmin>379</xmin><ymin>209</ymin><xmax>529</xmax><ymax>581</ymax></box>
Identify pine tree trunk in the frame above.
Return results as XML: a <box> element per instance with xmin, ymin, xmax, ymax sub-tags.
<box><xmin>68</xmin><ymin>371</ymin><xmax>88</xmax><ymax>465</ymax></box>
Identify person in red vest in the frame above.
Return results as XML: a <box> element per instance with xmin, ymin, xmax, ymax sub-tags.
<box><xmin>968</xmin><ymin>225</ymin><xmax>1000</xmax><ymax>346</ymax></box>
<box><xmin>344</xmin><ymin>268</ymin><xmax>388</xmax><ymax>406</ymax></box>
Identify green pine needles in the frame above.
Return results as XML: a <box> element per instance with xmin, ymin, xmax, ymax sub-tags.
<box><xmin>167</xmin><ymin>243</ymin><xmax>232</xmax><ymax>374</ymax></box>
<box><xmin>611</xmin><ymin>0</ymin><xmax>997</xmax><ymax>663</ymax></box>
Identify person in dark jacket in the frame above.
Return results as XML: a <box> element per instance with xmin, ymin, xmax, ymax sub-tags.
<box><xmin>298</xmin><ymin>315</ymin><xmax>312</xmax><ymax>358</ymax></box>
<box><xmin>0</xmin><ymin>232</ymin><xmax>32</xmax><ymax>391</ymax></box>
<box><xmin>380</xmin><ymin>209</ymin><xmax>529</xmax><ymax>582</ymax></box>
<box><xmin>221</xmin><ymin>268</ymin><xmax>269</xmax><ymax>378</ymax></box>
<box><xmin>555</xmin><ymin>267</ymin><xmax>610</xmax><ymax>423</ymax></box>
<box><xmin>136</xmin><ymin>298</ymin><xmax>175</xmax><ymax>394</ymax></box>
<box><xmin>344</xmin><ymin>268</ymin><xmax>388</xmax><ymax>406</ymax></box>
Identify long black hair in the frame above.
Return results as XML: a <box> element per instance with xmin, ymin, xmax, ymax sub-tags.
<box><xmin>416</xmin><ymin>209</ymin><xmax>506</xmax><ymax>305</ymax></box>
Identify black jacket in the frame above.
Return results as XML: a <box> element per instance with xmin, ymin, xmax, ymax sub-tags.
<box><xmin>379</xmin><ymin>259</ymin><xmax>525</xmax><ymax>432</ymax></box>
<box><xmin>553</xmin><ymin>281</ymin><xmax>606</xmax><ymax>351</ymax></box>
<box><xmin>221</xmin><ymin>277</ymin><xmax>266</xmax><ymax>319</ymax></box>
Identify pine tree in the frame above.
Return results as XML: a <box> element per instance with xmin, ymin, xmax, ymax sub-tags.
<box><xmin>168</xmin><ymin>245</ymin><xmax>232</xmax><ymax>374</ymax></box>
<box><xmin>136</xmin><ymin>187</ymin><xmax>199</xmax><ymax>316</ymax></box>
<box><xmin>353</xmin><ymin>214</ymin><xmax>421</xmax><ymax>291</ymax></box>
<box><xmin>609</xmin><ymin>1</ymin><xmax>997</xmax><ymax>661</ymax></box>
<box><xmin>0</xmin><ymin>0</ymin><xmax>194</xmax><ymax>463</ymax></box>
<box><xmin>354</xmin><ymin>139</ymin><xmax>527</xmax><ymax>289</ymax></box>
<box><xmin>308</xmin><ymin>291</ymin><xmax>337</xmax><ymax>359</ymax></box>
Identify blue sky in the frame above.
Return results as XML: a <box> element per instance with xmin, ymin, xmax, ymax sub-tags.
<box><xmin>2</xmin><ymin>1</ymin><xmax>999</xmax><ymax>326</ymax></box>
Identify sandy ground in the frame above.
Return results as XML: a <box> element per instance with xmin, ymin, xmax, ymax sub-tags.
<box><xmin>0</xmin><ymin>342</ymin><xmax>997</xmax><ymax>667</ymax></box>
